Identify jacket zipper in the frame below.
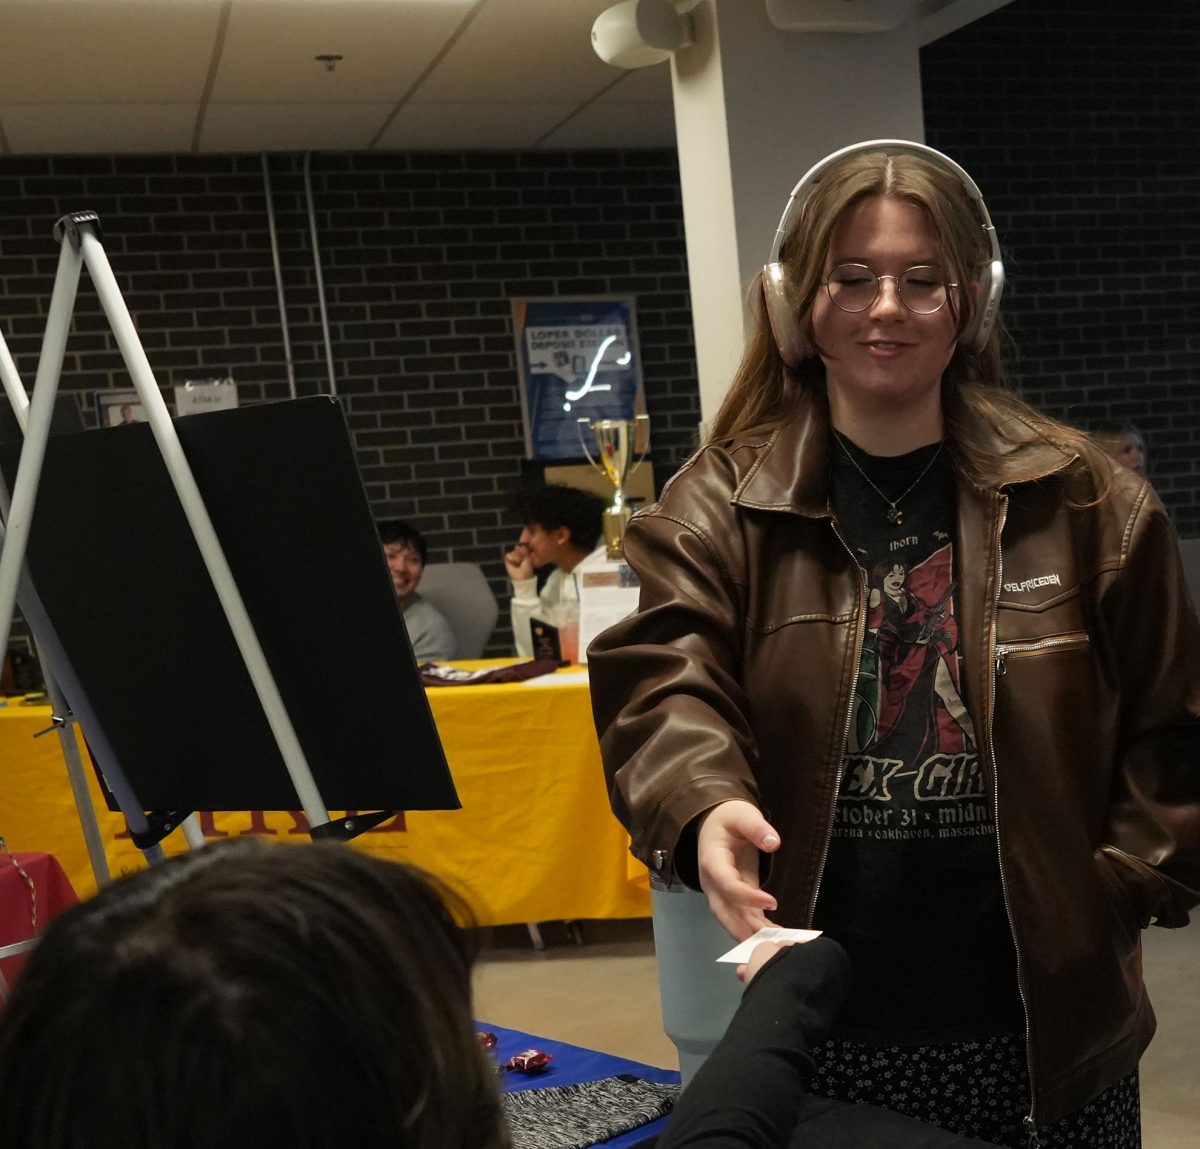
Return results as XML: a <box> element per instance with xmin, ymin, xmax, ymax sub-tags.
<box><xmin>808</xmin><ymin>519</ymin><xmax>867</xmax><ymax>926</ymax></box>
<box><xmin>995</xmin><ymin>632</ymin><xmax>1090</xmax><ymax>676</ymax></box>
<box><xmin>986</xmin><ymin>494</ymin><xmax>1041</xmax><ymax>1149</ymax></box>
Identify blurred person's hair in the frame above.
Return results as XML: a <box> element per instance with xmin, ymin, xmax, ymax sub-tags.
<box><xmin>0</xmin><ymin>838</ymin><xmax>509</xmax><ymax>1149</ymax></box>
<box><xmin>378</xmin><ymin>518</ymin><xmax>429</xmax><ymax>563</ymax></box>
<box><xmin>514</xmin><ymin>484</ymin><xmax>607</xmax><ymax>552</ymax></box>
<box><xmin>1090</xmin><ymin>420</ymin><xmax>1146</xmax><ymax>473</ymax></box>
<box><xmin>1090</xmin><ymin>419</ymin><xmax>1144</xmax><ymax>445</ymax></box>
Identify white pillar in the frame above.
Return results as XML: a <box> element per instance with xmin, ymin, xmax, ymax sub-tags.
<box><xmin>671</xmin><ymin>0</ymin><xmax>925</xmax><ymax>423</ymax></box>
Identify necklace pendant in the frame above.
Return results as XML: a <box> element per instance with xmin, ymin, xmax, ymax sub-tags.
<box><xmin>887</xmin><ymin>507</ymin><xmax>903</xmax><ymax>526</ymax></box>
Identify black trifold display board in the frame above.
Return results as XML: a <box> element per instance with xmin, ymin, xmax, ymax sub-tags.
<box><xmin>0</xmin><ymin>396</ymin><xmax>458</xmax><ymax>814</ymax></box>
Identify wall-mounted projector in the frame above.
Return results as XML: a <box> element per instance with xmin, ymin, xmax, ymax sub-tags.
<box><xmin>766</xmin><ymin>0</ymin><xmax>917</xmax><ymax>33</ymax></box>
<box><xmin>592</xmin><ymin>0</ymin><xmax>694</xmax><ymax>69</ymax></box>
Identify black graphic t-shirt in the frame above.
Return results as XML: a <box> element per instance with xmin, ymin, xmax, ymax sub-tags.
<box><xmin>813</xmin><ymin>435</ymin><xmax>1022</xmax><ymax>1043</ymax></box>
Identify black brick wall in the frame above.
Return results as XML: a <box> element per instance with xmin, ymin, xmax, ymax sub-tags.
<box><xmin>921</xmin><ymin>0</ymin><xmax>1200</xmax><ymax>533</ymax></box>
<box><xmin>2</xmin><ymin>0</ymin><xmax>1197</xmax><ymax>669</ymax></box>
<box><xmin>0</xmin><ymin>150</ymin><xmax>700</xmax><ymax>654</ymax></box>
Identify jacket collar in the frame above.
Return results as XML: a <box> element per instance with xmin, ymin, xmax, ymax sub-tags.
<box><xmin>730</xmin><ymin>389</ymin><xmax>1076</xmax><ymax>516</ymax></box>
<box><xmin>731</xmin><ymin>398</ymin><xmax>831</xmax><ymax>518</ymax></box>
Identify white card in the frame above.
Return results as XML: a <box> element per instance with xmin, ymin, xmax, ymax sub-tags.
<box><xmin>716</xmin><ymin>926</ymin><xmax>823</xmax><ymax>963</ymax></box>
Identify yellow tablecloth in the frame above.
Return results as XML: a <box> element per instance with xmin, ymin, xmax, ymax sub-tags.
<box><xmin>0</xmin><ymin>667</ymin><xmax>649</xmax><ymax>926</ymax></box>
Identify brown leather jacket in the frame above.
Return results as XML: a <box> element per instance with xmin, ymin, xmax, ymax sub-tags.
<box><xmin>589</xmin><ymin>397</ymin><xmax>1200</xmax><ymax>1127</ymax></box>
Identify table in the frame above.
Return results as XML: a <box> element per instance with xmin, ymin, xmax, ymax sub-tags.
<box><xmin>0</xmin><ymin>850</ymin><xmax>77</xmax><ymax>990</ymax></box>
<box><xmin>0</xmin><ymin>666</ymin><xmax>649</xmax><ymax>926</ymax></box>
<box><xmin>486</xmin><ymin>1021</ymin><xmax>680</xmax><ymax>1148</ymax></box>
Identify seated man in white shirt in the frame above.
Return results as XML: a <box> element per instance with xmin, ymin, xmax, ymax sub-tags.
<box><xmin>504</xmin><ymin>484</ymin><xmax>607</xmax><ymax>657</ymax></box>
<box><xmin>379</xmin><ymin>519</ymin><xmax>457</xmax><ymax>662</ymax></box>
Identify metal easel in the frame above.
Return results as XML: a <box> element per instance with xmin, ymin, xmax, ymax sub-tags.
<box><xmin>0</xmin><ymin>212</ymin><xmax>357</xmax><ymax>883</ymax></box>
<box><xmin>0</xmin><ymin>321</ymin><xmax>115</xmax><ymax>887</ymax></box>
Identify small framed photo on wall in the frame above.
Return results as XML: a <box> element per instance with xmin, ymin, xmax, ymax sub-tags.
<box><xmin>95</xmin><ymin>389</ymin><xmax>146</xmax><ymax>428</ymax></box>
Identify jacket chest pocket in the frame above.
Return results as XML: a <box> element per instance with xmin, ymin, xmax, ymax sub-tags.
<box><xmin>990</xmin><ymin>617</ymin><xmax>1109</xmax><ymax>783</ymax></box>
<box><xmin>995</xmin><ymin>630</ymin><xmax>1090</xmax><ymax>676</ymax></box>
<box><xmin>994</xmin><ymin>563</ymin><xmax>1095</xmax><ymax>682</ymax></box>
<box><xmin>744</xmin><ymin>532</ymin><xmax>860</xmax><ymax>634</ymax></box>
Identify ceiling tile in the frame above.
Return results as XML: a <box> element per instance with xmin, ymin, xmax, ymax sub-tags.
<box><xmin>199</xmin><ymin>102</ymin><xmax>395</xmax><ymax>152</ymax></box>
<box><xmin>0</xmin><ymin>0</ymin><xmax>222</xmax><ymax>102</ymax></box>
<box><xmin>0</xmin><ymin>0</ymin><xmax>679</xmax><ymax>155</ymax></box>
<box><xmin>1</xmin><ymin>104</ymin><xmax>199</xmax><ymax>154</ymax></box>
<box><xmin>212</xmin><ymin>0</ymin><xmax>479</xmax><ymax>102</ymax></box>
<box><xmin>375</xmin><ymin>101</ymin><xmax>570</xmax><ymax>150</ymax></box>
<box><xmin>596</xmin><ymin>64</ymin><xmax>674</xmax><ymax>103</ymax></box>
<box><xmin>414</xmin><ymin>0</ymin><xmax>619</xmax><ymax>103</ymax></box>
<box><xmin>538</xmin><ymin>101</ymin><xmax>676</xmax><ymax>149</ymax></box>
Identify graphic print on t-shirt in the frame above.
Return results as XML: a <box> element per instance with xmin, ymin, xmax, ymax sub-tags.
<box><xmin>851</xmin><ymin>543</ymin><xmax>971</xmax><ymax>758</ymax></box>
<box><xmin>836</xmin><ymin>534</ymin><xmax>990</xmax><ymax>843</ymax></box>
<box><xmin>818</xmin><ymin>440</ymin><xmax>1020</xmax><ymax>1041</ymax></box>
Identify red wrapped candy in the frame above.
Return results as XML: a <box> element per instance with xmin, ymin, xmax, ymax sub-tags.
<box><xmin>506</xmin><ymin>1048</ymin><xmax>553</xmax><ymax>1074</ymax></box>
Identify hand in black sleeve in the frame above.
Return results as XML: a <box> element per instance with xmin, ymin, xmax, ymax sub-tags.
<box><xmin>655</xmin><ymin>937</ymin><xmax>1001</xmax><ymax>1149</ymax></box>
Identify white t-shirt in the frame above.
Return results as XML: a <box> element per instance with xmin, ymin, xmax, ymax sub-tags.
<box><xmin>510</xmin><ymin>545</ymin><xmax>607</xmax><ymax>657</ymax></box>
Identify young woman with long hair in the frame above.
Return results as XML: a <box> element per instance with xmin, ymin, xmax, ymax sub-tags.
<box><xmin>590</xmin><ymin>141</ymin><xmax>1200</xmax><ymax>1148</ymax></box>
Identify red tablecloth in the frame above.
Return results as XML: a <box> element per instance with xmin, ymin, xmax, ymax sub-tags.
<box><xmin>0</xmin><ymin>851</ymin><xmax>78</xmax><ymax>989</ymax></box>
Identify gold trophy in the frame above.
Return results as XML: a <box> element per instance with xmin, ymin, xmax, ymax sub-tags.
<box><xmin>577</xmin><ymin>415</ymin><xmax>650</xmax><ymax>560</ymax></box>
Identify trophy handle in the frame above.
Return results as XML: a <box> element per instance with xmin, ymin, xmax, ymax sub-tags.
<box><xmin>629</xmin><ymin>413</ymin><xmax>650</xmax><ymax>475</ymax></box>
<box><xmin>576</xmin><ymin>418</ymin><xmax>603</xmax><ymax>473</ymax></box>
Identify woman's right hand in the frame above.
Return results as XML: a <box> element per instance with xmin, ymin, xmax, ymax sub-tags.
<box><xmin>696</xmin><ymin>799</ymin><xmax>782</xmax><ymax>941</ymax></box>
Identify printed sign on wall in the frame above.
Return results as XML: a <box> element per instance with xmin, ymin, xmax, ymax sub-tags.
<box><xmin>174</xmin><ymin>376</ymin><xmax>239</xmax><ymax>417</ymax></box>
<box><xmin>511</xmin><ymin>297</ymin><xmax>646</xmax><ymax>460</ymax></box>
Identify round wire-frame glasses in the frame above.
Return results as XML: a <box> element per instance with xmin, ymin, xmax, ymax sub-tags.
<box><xmin>822</xmin><ymin>263</ymin><xmax>958</xmax><ymax>315</ymax></box>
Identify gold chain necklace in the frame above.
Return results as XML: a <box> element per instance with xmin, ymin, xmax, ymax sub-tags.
<box><xmin>831</xmin><ymin>430</ymin><xmax>945</xmax><ymax>527</ymax></box>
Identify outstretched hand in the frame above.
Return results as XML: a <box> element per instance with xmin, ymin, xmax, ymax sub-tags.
<box><xmin>697</xmin><ymin>799</ymin><xmax>781</xmax><ymax>941</ymax></box>
<box><xmin>736</xmin><ymin>939</ymin><xmax>793</xmax><ymax>985</ymax></box>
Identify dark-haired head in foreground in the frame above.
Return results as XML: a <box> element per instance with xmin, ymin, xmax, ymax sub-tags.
<box><xmin>0</xmin><ymin>839</ymin><xmax>510</xmax><ymax>1149</ymax></box>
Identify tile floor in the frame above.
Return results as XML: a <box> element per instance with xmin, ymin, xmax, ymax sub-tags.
<box><xmin>473</xmin><ymin>916</ymin><xmax>1200</xmax><ymax>1147</ymax></box>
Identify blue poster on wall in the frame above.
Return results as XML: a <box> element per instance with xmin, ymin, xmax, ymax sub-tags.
<box><xmin>511</xmin><ymin>296</ymin><xmax>647</xmax><ymax>460</ymax></box>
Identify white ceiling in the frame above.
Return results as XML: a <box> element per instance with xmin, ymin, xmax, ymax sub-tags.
<box><xmin>0</xmin><ymin>0</ymin><xmax>677</xmax><ymax>155</ymax></box>
<box><xmin>0</xmin><ymin>0</ymin><xmax>1009</xmax><ymax>157</ymax></box>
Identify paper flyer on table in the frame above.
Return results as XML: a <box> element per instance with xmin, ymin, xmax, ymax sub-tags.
<box><xmin>576</xmin><ymin>556</ymin><xmax>640</xmax><ymax>662</ymax></box>
<box><xmin>716</xmin><ymin>926</ymin><xmax>823</xmax><ymax>963</ymax></box>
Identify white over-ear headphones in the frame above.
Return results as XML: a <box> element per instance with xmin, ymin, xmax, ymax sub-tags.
<box><xmin>762</xmin><ymin>139</ymin><xmax>1005</xmax><ymax>366</ymax></box>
